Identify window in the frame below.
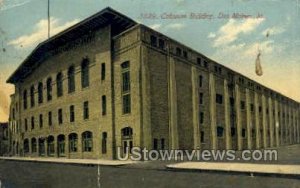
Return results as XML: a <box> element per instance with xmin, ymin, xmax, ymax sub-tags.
<box><xmin>30</xmin><ymin>86</ymin><xmax>35</xmax><ymax>107</ymax></box>
<box><xmin>240</xmin><ymin>101</ymin><xmax>245</xmax><ymax>110</ymax></box>
<box><xmin>200</xmin><ymin>131</ymin><xmax>204</xmax><ymax>143</ymax></box>
<box><xmin>231</xmin><ymin>127</ymin><xmax>236</xmax><ymax>137</ymax></box>
<box><xmin>12</xmin><ymin>108</ymin><xmax>15</xmax><ymax>120</ymax></box>
<box><xmin>153</xmin><ymin>139</ymin><xmax>158</xmax><ymax>150</ymax></box>
<box><xmin>161</xmin><ymin>138</ymin><xmax>165</xmax><ymax>150</ymax></box>
<box><xmin>68</xmin><ymin>66</ymin><xmax>75</xmax><ymax>93</ymax></box>
<box><xmin>83</xmin><ymin>101</ymin><xmax>89</xmax><ymax>119</ymax></box>
<box><xmin>81</xmin><ymin>58</ymin><xmax>89</xmax><ymax>88</ymax></box>
<box><xmin>199</xmin><ymin>93</ymin><xmax>203</xmax><ymax>105</ymax></box>
<box><xmin>23</xmin><ymin>90</ymin><xmax>28</xmax><ymax>109</ymax></box>
<box><xmin>217</xmin><ymin>126</ymin><xmax>224</xmax><ymax>137</ymax></box>
<box><xmin>121</xmin><ymin>61</ymin><xmax>131</xmax><ymax>114</ymax></box>
<box><xmin>101</xmin><ymin>63</ymin><xmax>106</xmax><ymax>80</ymax></box>
<box><xmin>216</xmin><ymin>94</ymin><xmax>223</xmax><ymax>104</ymax></box>
<box><xmin>158</xmin><ymin>39</ymin><xmax>165</xmax><ymax>49</ymax></box>
<box><xmin>39</xmin><ymin>114</ymin><xmax>43</xmax><ymax>128</ymax></box>
<box><xmin>24</xmin><ymin>119</ymin><xmax>28</xmax><ymax>132</ymax></box>
<box><xmin>150</xmin><ymin>35</ymin><xmax>157</xmax><ymax>46</ymax></box>
<box><xmin>102</xmin><ymin>132</ymin><xmax>107</xmax><ymax>154</ymax></box>
<box><xmin>48</xmin><ymin>111</ymin><xmax>52</xmax><ymax>126</ymax></box>
<box><xmin>259</xmin><ymin>106</ymin><xmax>262</xmax><ymax>113</ymax></box>
<box><xmin>38</xmin><ymin>82</ymin><xmax>43</xmax><ymax>104</ymax></box>
<box><xmin>250</xmin><ymin>104</ymin><xmax>254</xmax><ymax>112</ymax></box>
<box><xmin>199</xmin><ymin>112</ymin><xmax>204</xmax><ymax>124</ymax></box>
<box><xmin>69</xmin><ymin>133</ymin><xmax>78</xmax><ymax>152</ymax></box>
<box><xmin>31</xmin><ymin>116</ymin><xmax>34</xmax><ymax>130</ymax></box>
<box><xmin>58</xmin><ymin>108</ymin><xmax>63</xmax><ymax>124</ymax></box>
<box><xmin>266</xmin><ymin>108</ymin><xmax>269</xmax><ymax>114</ymax></box>
<box><xmin>199</xmin><ymin>75</ymin><xmax>203</xmax><ymax>88</ymax></box>
<box><xmin>123</xmin><ymin>95</ymin><xmax>131</xmax><ymax>114</ymax></box>
<box><xmin>31</xmin><ymin>138</ymin><xmax>37</xmax><ymax>153</ymax></box>
<box><xmin>24</xmin><ymin>139</ymin><xmax>29</xmax><ymax>153</ymax></box>
<box><xmin>82</xmin><ymin>131</ymin><xmax>93</xmax><ymax>152</ymax></box>
<box><xmin>102</xmin><ymin>95</ymin><xmax>106</xmax><ymax>115</ymax></box>
<box><xmin>176</xmin><ymin>47</ymin><xmax>182</xmax><ymax>56</ymax></box>
<box><xmin>57</xmin><ymin>135</ymin><xmax>65</xmax><ymax>156</ymax></box>
<box><xmin>230</xmin><ymin>97</ymin><xmax>235</xmax><ymax>107</ymax></box>
<box><xmin>203</xmin><ymin>61</ymin><xmax>208</xmax><ymax>68</ymax></box>
<box><xmin>47</xmin><ymin>136</ymin><xmax>55</xmax><ymax>156</ymax></box>
<box><xmin>197</xmin><ymin>57</ymin><xmax>201</xmax><ymax>65</ymax></box>
<box><xmin>70</xmin><ymin>105</ymin><xmax>75</xmax><ymax>122</ymax></box>
<box><xmin>46</xmin><ymin>77</ymin><xmax>52</xmax><ymax>101</ymax></box>
<box><xmin>252</xmin><ymin>129</ymin><xmax>255</xmax><ymax>137</ymax></box>
<box><xmin>183</xmin><ymin>51</ymin><xmax>188</xmax><ymax>59</ymax></box>
<box><xmin>242</xmin><ymin>128</ymin><xmax>246</xmax><ymax>138</ymax></box>
<box><xmin>56</xmin><ymin>72</ymin><xmax>63</xmax><ymax>97</ymax></box>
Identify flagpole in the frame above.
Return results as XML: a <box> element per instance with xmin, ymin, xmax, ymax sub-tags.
<box><xmin>48</xmin><ymin>0</ymin><xmax>50</xmax><ymax>38</ymax></box>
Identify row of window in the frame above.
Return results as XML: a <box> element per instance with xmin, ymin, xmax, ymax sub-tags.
<box><xmin>23</xmin><ymin>58</ymin><xmax>95</xmax><ymax>110</ymax></box>
<box><xmin>24</xmin><ymin>101</ymin><xmax>92</xmax><ymax>131</ymax></box>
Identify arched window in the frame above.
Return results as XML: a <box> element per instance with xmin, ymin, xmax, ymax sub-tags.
<box><xmin>68</xmin><ymin>66</ymin><xmax>75</xmax><ymax>93</ymax></box>
<box><xmin>30</xmin><ymin>85</ymin><xmax>35</xmax><ymax>107</ymax></box>
<box><xmin>23</xmin><ymin>90</ymin><xmax>28</xmax><ymax>109</ymax></box>
<box><xmin>46</xmin><ymin>77</ymin><xmax>52</xmax><ymax>101</ymax></box>
<box><xmin>31</xmin><ymin>138</ymin><xmax>37</xmax><ymax>153</ymax></box>
<box><xmin>38</xmin><ymin>138</ymin><xmax>45</xmax><ymax>156</ymax></box>
<box><xmin>47</xmin><ymin>136</ymin><xmax>55</xmax><ymax>156</ymax></box>
<box><xmin>121</xmin><ymin>127</ymin><xmax>133</xmax><ymax>138</ymax></box>
<box><xmin>56</xmin><ymin>72</ymin><xmax>63</xmax><ymax>97</ymax></box>
<box><xmin>69</xmin><ymin>133</ymin><xmax>78</xmax><ymax>152</ymax></box>
<box><xmin>38</xmin><ymin>82</ymin><xmax>43</xmax><ymax>104</ymax></box>
<box><xmin>57</xmin><ymin>134</ymin><xmax>65</xmax><ymax>157</ymax></box>
<box><xmin>81</xmin><ymin>58</ymin><xmax>89</xmax><ymax>88</ymax></box>
<box><xmin>24</xmin><ymin>139</ymin><xmax>29</xmax><ymax>153</ymax></box>
<box><xmin>82</xmin><ymin>131</ymin><xmax>93</xmax><ymax>152</ymax></box>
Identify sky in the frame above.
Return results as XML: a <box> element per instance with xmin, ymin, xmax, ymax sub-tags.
<box><xmin>0</xmin><ymin>0</ymin><xmax>300</xmax><ymax>122</ymax></box>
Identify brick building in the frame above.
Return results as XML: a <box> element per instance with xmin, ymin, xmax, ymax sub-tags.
<box><xmin>7</xmin><ymin>7</ymin><xmax>300</xmax><ymax>159</ymax></box>
<box><xmin>0</xmin><ymin>122</ymin><xmax>9</xmax><ymax>156</ymax></box>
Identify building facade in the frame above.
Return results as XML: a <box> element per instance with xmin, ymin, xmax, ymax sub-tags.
<box><xmin>0</xmin><ymin>122</ymin><xmax>9</xmax><ymax>156</ymax></box>
<box><xmin>7</xmin><ymin>7</ymin><xmax>300</xmax><ymax>159</ymax></box>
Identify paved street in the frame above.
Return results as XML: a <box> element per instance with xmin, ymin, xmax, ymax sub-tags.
<box><xmin>1</xmin><ymin>144</ymin><xmax>300</xmax><ymax>188</ymax></box>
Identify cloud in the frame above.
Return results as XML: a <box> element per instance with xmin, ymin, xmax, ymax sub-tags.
<box><xmin>0</xmin><ymin>0</ymin><xmax>31</xmax><ymax>11</ymax></box>
<box><xmin>8</xmin><ymin>17</ymin><xmax>79</xmax><ymax>48</ymax></box>
<box><xmin>165</xmin><ymin>23</ymin><xmax>185</xmax><ymax>30</ymax></box>
<box><xmin>208</xmin><ymin>32</ymin><xmax>216</xmax><ymax>38</ymax></box>
<box><xmin>262</xmin><ymin>26</ymin><xmax>285</xmax><ymax>37</ymax></box>
<box><xmin>149</xmin><ymin>24</ymin><xmax>162</xmax><ymax>30</ymax></box>
<box><xmin>212</xmin><ymin>18</ymin><xmax>265</xmax><ymax>47</ymax></box>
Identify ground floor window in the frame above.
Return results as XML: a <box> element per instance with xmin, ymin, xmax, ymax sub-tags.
<box><xmin>69</xmin><ymin>133</ymin><xmax>78</xmax><ymax>152</ymax></box>
<box><xmin>82</xmin><ymin>131</ymin><xmax>93</xmax><ymax>152</ymax></box>
<box><xmin>39</xmin><ymin>139</ymin><xmax>45</xmax><ymax>156</ymax></box>
<box><xmin>58</xmin><ymin>135</ymin><xmax>65</xmax><ymax>156</ymax></box>
<box><xmin>24</xmin><ymin>139</ymin><xmax>29</xmax><ymax>153</ymax></box>
<box><xmin>102</xmin><ymin>132</ymin><xmax>107</xmax><ymax>154</ymax></box>
<box><xmin>47</xmin><ymin>136</ymin><xmax>55</xmax><ymax>156</ymax></box>
<box><xmin>31</xmin><ymin>138</ymin><xmax>37</xmax><ymax>153</ymax></box>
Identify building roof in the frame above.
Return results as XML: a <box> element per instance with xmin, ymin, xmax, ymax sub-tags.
<box><xmin>7</xmin><ymin>7</ymin><xmax>136</xmax><ymax>84</ymax></box>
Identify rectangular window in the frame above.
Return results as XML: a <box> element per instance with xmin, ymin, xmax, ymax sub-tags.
<box><xmin>39</xmin><ymin>114</ymin><xmax>43</xmax><ymax>128</ymax></box>
<box><xmin>217</xmin><ymin>126</ymin><xmax>224</xmax><ymax>137</ymax></box>
<box><xmin>199</xmin><ymin>75</ymin><xmax>203</xmax><ymax>88</ymax></box>
<box><xmin>153</xmin><ymin>138</ymin><xmax>158</xmax><ymax>150</ymax></box>
<box><xmin>176</xmin><ymin>47</ymin><xmax>182</xmax><ymax>56</ymax></box>
<box><xmin>122</xmin><ymin>71</ymin><xmax>130</xmax><ymax>93</ymax></box>
<box><xmin>200</xmin><ymin>112</ymin><xmax>204</xmax><ymax>124</ymax></box>
<box><xmin>199</xmin><ymin>93</ymin><xmax>203</xmax><ymax>105</ymax></box>
<box><xmin>48</xmin><ymin>111</ymin><xmax>52</xmax><ymax>126</ymax></box>
<box><xmin>102</xmin><ymin>95</ymin><xmax>106</xmax><ymax>115</ymax></box>
<box><xmin>161</xmin><ymin>138</ymin><xmax>165</xmax><ymax>150</ymax></box>
<box><xmin>25</xmin><ymin>119</ymin><xmax>28</xmax><ymax>132</ymax></box>
<box><xmin>158</xmin><ymin>39</ymin><xmax>165</xmax><ymax>49</ymax></box>
<box><xmin>242</xmin><ymin>128</ymin><xmax>246</xmax><ymax>138</ymax></box>
<box><xmin>216</xmin><ymin>94</ymin><xmax>223</xmax><ymax>104</ymax></box>
<box><xmin>240</xmin><ymin>101</ymin><xmax>245</xmax><ymax>110</ymax></box>
<box><xmin>102</xmin><ymin>132</ymin><xmax>107</xmax><ymax>154</ymax></box>
<box><xmin>197</xmin><ymin>57</ymin><xmax>201</xmax><ymax>65</ymax></box>
<box><xmin>70</xmin><ymin>105</ymin><xmax>75</xmax><ymax>122</ymax></box>
<box><xmin>203</xmin><ymin>61</ymin><xmax>208</xmax><ymax>68</ymax></box>
<box><xmin>31</xmin><ymin>116</ymin><xmax>34</xmax><ymax>130</ymax></box>
<box><xmin>200</xmin><ymin>131</ymin><xmax>204</xmax><ymax>143</ymax></box>
<box><xmin>230</xmin><ymin>97</ymin><xmax>235</xmax><ymax>107</ymax></box>
<box><xmin>183</xmin><ymin>51</ymin><xmax>188</xmax><ymax>59</ymax></box>
<box><xmin>150</xmin><ymin>35</ymin><xmax>157</xmax><ymax>46</ymax></box>
<box><xmin>250</xmin><ymin>104</ymin><xmax>254</xmax><ymax>112</ymax></box>
<box><xmin>84</xmin><ymin>101</ymin><xmax>89</xmax><ymax>119</ymax></box>
<box><xmin>101</xmin><ymin>63</ymin><xmax>106</xmax><ymax>80</ymax></box>
<box><xmin>231</xmin><ymin>127</ymin><xmax>236</xmax><ymax>137</ymax></box>
<box><xmin>122</xmin><ymin>94</ymin><xmax>131</xmax><ymax>114</ymax></box>
<box><xmin>58</xmin><ymin>108</ymin><xmax>63</xmax><ymax>124</ymax></box>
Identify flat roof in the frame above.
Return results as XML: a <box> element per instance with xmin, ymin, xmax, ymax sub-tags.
<box><xmin>7</xmin><ymin>7</ymin><xmax>136</xmax><ymax>83</ymax></box>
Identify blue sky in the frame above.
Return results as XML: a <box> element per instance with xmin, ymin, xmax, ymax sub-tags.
<box><xmin>0</xmin><ymin>0</ymin><xmax>300</xmax><ymax>121</ymax></box>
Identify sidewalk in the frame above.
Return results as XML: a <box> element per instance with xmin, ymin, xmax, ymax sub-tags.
<box><xmin>0</xmin><ymin>156</ymin><xmax>137</xmax><ymax>166</ymax></box>
<box><xmin>166</xmin><ymin>162</ymin><xmax>300</xmax><ymax>176</ymax></box>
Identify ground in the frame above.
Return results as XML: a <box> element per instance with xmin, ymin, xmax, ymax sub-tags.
<box><xmin>0</xmin><ymin>144</ymin><xmax>300</xmax><ymax>188</ymax></box>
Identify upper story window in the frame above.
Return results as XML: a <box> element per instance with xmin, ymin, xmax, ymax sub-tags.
<box><xmin>121</xmin><ymin>61</ymin><xmax>131</xmax><ymax>114</ymax></box>
<box><xmin>240</xmin><ymin>101</ymin><xmax>246</xmax><ymax>110</ymax></box>
<box><xmin>30</xmin><ymin>85</ymin><xmax>35</xmax><ymax>107</ymax></box>
<box><xmin>46</xmin><ymin>77</ymin><xmax>52</xmax><ymax>101</ymax></box>
<box><xmin>23</xmin><ymin>90</ymin><xmax>28</xmax><ymax>110</ymax></box>
<box><xmin>102</xmin><ymin>95</ymin><xmax>106</xmax><ymax>115</ymax></box>
<box><xmin>176</xmin><ymin>47</ymin><xmax>182</xmax><ymax>56</ymax></box>
<box><xmin>48</xmin><ymin>111</ymin><xmax>52</xmax><ymax>126</ymax></box>
<box><xmin>197</xmin><ymin>57</ymin><xmax>201</xmax><ymax>65</ymax></box>
<box><xmin>199</xmin><ymin>75</ymin><xmax>203</xmax><ymax>88</ymax></box>
<box><xmin>158</xmin><ymin>39</ymin><xmax>165</xmax><ymax>49</ymax></box>
<box><xmin>216</xmin><ymin>94</ymin><xmax>223</xmax><ymax>104</ymax></box>
<box><xmin>70</xmin><ymin>105</ymin><xmax>75</xmax><ymax>122</ymax></box>
<box><xmin>83</xmin><ymin>101</ymin><xmax>89</xmax><ymax>119</ymax></box>
<box><xmin>203</xmin><ymin>61</ymin><xmax>208</xmax><ymax>68</ymax></box>
<box><xmin>31</xmin><ymin>116</ymin><xmax>35</xmax><ymax>130</ymax></box>
<box><xmin>81</xmin><ymin>58</ymin><xmax>89</xmax><ymax>88</ymax></box>
<box><xmin>58</xmin><ymin>108</ymin><xmax>63</xmax><ymax>124</ymax></box>
<box><xmin>101</xmin><ymin>63</ymin><xmax>106</xmax><ymax>80</ymax></box>
<box><xmin>39</xmin><ymin>114</ymin><xmax>43</xmax><ymax>128</ymax></box>
<box><xmin>150</xmin><ymin>35</ymin><xmax>157</xmax><ymax>47</ymax></box>
<box><xmin>38</xmin><ymin>82</ymin><xmax>43</xmax><ymax>104</ymax></box>
<box><xmin>183</xmin><ymin>51</ymin><xmax>188</xmax><ymax>59</ymax></box>
<box><xmin>56</xmin><ymin>72</ymin><xmax>63</xmax><ymax>97</ymax></box>
<box><xmin>68</xmin><ymin>66</ymin><xmax>75</xmax><ymax>93</ymax></box>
